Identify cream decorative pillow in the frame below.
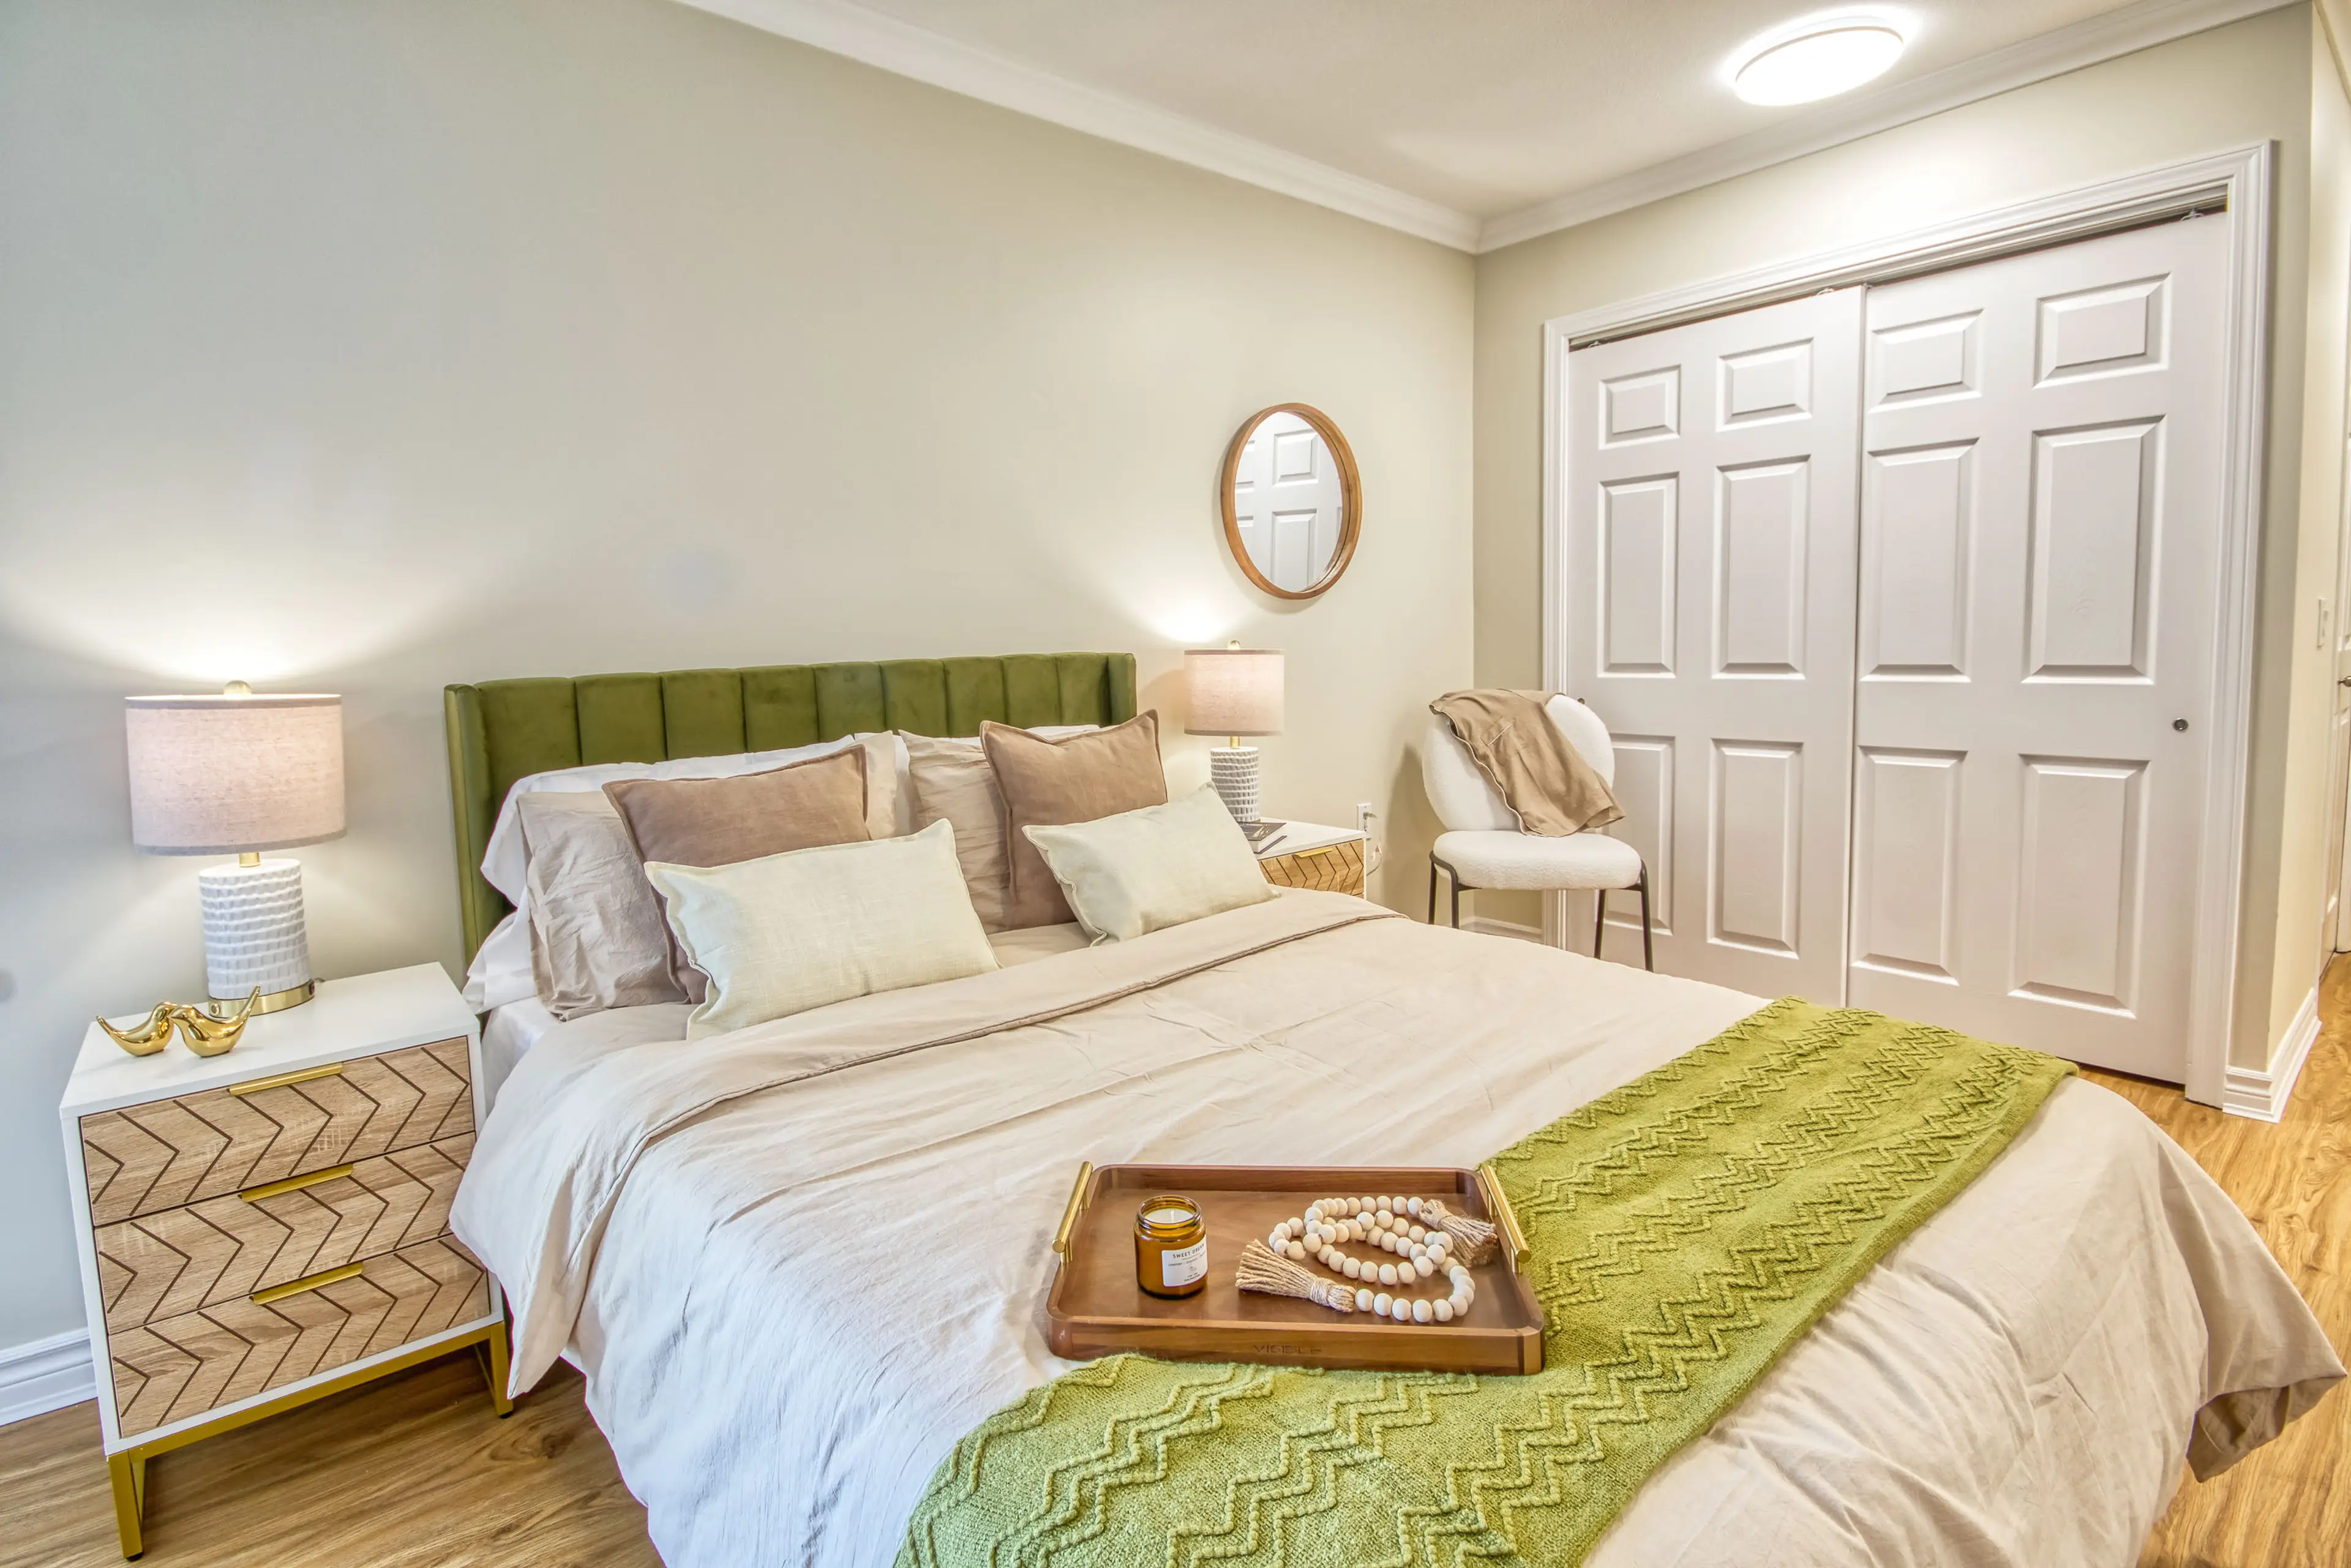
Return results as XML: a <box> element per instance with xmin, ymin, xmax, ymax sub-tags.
<box><xmin>518</xmin><ymin>792</ymin><xmax>684</xmax><ymax>1019</ymax></box>
<box><xmin>1019</xmin><ymin>785</ymin><xmax>1276</xmax><ymax>944</ymax></box>
<box><xmin>644</xmin><ymin>819</ymin><xmax>998</xmax><ymax>1040</ymax></box>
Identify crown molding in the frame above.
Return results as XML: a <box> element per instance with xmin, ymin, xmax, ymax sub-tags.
<box><xmin>1476</xmin><ymin>0</ymin><xmax>2295</xmax><ymax>252</ymax></box>
<box><xmin>674</xmin><ymin>0</ymin><xmax>1484</xmax><ymax>251</ymax></box>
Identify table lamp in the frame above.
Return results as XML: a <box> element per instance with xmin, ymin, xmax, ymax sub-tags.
<box><xmin>1184</xmin><ymin>644</ymin><xmax>1284</xmax><ymax>825</ymax></box>
<box><xmin>124</xmin><ymin>683</ymin><xmax>346</xmax><ymax>1016</ymax></box>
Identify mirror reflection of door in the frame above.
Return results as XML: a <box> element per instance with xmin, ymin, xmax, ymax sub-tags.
<box><xmin>1232</xmin><ymin>411</ymin><xmax>1344</xmax><ymax>593</ymax></box>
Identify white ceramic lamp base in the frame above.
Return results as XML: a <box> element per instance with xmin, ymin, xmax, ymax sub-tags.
<box><xmin>1209</xmin><ymin>745</ymin><xmax>1262</xmax><ymax>825</ymax></box>
<box><xmin>197</xmin><ymin>858</ymin><xmax>315</xmax><ymax>1011</ymax></box>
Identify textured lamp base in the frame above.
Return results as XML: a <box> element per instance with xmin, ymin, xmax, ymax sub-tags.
<box><xmin>197</xmin><ymin>858</ymin><xmax>315</xmax><ymax>1010</ymax></box>
<box><xmin>1209</xmin><ymin>745</ymin><xmax>1262</xmax><ymax>825</ymax></box>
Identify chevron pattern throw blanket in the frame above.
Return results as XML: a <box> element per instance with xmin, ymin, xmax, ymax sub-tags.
<box><xmin>896</xmin><ymin>999</ymin><xmax>2075</xmax><ymax>1567</ymax></box>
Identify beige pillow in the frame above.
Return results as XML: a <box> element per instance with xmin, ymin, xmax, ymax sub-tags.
<box><xmin>645</xmin><ymin>819</ymin><xmax>997</xmax><ymax>1040</ymax></box>
<box><xmin>518</xmin><ymin>792</ymin><xmax>684</xmax><ymax>1019</ymax></box>
<box><xmin>981</xmin><ymin>713</ymin><xmax>1168</xmax><ymax>929</ymax></box>
<box><xmin>1021</xmin><ymin>786</ymin><xmax>1275</xmax><ymax>943</ymax></box>
<box><xmin>902</xmin><ymin>734</ymin><xmax>1013</xmax><ymax>929</ymax></box>
<box><xmin>604</xmin><ymin>746</ymin><xmax>871</xmax><ymax>1001</ymax></box>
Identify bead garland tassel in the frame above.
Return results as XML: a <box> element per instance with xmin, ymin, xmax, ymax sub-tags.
<box><xmin>1233</xmin><ymin>1193</ymin><xmax>1493</xmax><ymax>1326</ymax></box>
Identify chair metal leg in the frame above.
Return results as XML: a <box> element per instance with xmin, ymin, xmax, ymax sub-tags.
<box><xmin>1449</xmin><ymin>870</ymin><xmax>1461</xmax><ymax>929</ymax></box>
<box><xmin>1637</xmin><ymin>865</ymin><xmax>1655</xmax><ymax>971</ymax></box>
<box><xmin>1427</xmin><ymin>856</ymin><xmax>1438</xmax><ymax>925</ymax></box>
<box><xmin>1592</xmin><ymin>888</ymin><xmax>1607</xmax><ymax>958</ymax></box>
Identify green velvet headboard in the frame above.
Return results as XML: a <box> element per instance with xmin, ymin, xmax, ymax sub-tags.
<box><xmin>444</xmin><ymin>652</ymin><xmax>1138</xmax><ymax>963</ymax></box>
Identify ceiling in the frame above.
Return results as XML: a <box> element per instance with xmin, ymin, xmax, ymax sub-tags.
<box><xmin>684</xmin><ymin>0</ymin><xmax>2290</xmax><ymax>249</ymax></box>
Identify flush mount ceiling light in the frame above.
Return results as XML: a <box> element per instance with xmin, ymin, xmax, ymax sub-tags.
<box><xmin>1728</xmin><ymin>11</ymin><xmax>1908</xmax><ymax>106</ymax></box>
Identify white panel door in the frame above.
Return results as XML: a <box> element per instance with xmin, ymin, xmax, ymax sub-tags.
<box><xmin>1229</xmin><ymin>411</ymin><xmax>1346</xmax><ymax>593</ymax></box>
<box><xmin>1851</xmin><ymin>217</ymin><xmax>2228</xmax><ymax>1079</ymax></box>
<box><xmin>1564</xmin><ymin>289</ymin><xmax>1862</xmax><ymax>999</ymax></box>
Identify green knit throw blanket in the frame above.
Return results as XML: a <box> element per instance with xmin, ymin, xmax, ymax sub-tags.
<box><xmin>898</xmin><ymin>999</ymin><xmax>2074</xmax><ymax>1568</ymax></box>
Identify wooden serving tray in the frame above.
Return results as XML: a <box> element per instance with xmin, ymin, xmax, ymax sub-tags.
<box><xmin>1045</xmin><ymin>1163</ymin><xmax>1544</xmax><ymax>1375</ymax></box>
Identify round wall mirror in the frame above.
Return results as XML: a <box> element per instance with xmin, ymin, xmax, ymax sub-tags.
<box><xmin>1218</xmin><ymin>403</ymin><xmax>1360</xmax><ymax>600</ymax></box>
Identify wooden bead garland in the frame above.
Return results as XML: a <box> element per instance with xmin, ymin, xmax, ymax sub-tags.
<box><xmin>1235</xmin><ymin>1194</ymin><xmax>1492</xmax><ymax>1325</ymax></box>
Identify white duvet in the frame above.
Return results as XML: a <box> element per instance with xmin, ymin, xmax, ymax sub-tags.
<box><xmin>452</xmin><ymin>892</ymin><xmax>2342</xmax><ymax>1567</ymax></box>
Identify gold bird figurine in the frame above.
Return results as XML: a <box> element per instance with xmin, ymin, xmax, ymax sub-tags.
<box><xmin>171</xmin><ymin>988</ymin><xmax>259</xmax><ymax>1057</ymax></box>
<box><xmin>98</xmin><ymin>1003</ymin><xmax>179</xmax><ymax>1057</ymax></box>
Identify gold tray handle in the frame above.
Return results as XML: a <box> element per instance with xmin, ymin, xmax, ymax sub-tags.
<box><xmin>1052</xmin><ymin>1161</ymin><xmax>1094</xmax><ymax>1259</ymax></box>
<box><xmin>1477</xmin><ymin>1163</ymin><xmax>1530</xmax><ymax>1275</ymax></box>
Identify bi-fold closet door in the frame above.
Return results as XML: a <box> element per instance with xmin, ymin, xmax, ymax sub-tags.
<box><xmin>1563</xmin><ymin>217</ymin><xmax>2227</xmax><ymax>1082</ymax></box>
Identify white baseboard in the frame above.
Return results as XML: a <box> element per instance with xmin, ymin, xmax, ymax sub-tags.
<box><xmin>2223</xmin><ymin>983</ymin><xmax>2321</xmax><ymax>1122</ymax></box>
<box><xmin>1460</xmin><ymin>915</ymin><xmax>1547</xmax><ymax>943</ymax></box>
<box><xmin>0</xmin><ymin>1329</ymin><xmax>93</xmax><ymax>1428</ymax></box>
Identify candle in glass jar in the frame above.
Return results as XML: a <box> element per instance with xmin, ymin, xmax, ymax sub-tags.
<box><xmin>1134</xmin><ymin>1195</ymin><xmax>1207</xmax><ymax>1298</ymax></box>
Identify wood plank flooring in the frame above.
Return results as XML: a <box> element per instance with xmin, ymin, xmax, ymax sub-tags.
<box><xmin>2093</xmin><ymin>955</ymin><xmax>2351</xmax><ymax>1568</ymax></box>
<box><xmin>2</xmin><ymin>969</ymin><xmax>2344</xmax><ymax>1567</ymax></box>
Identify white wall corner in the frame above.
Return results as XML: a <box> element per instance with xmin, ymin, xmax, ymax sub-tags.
<box><xmin>0</xmin><ymin>1328</ymin><xmax>94</xmax><ymax>1428</ymax></box>
<box><xmin>2222</xmin><ymin>983</ymin><xmax>2322</xmax><ymax>1120</ymax></box>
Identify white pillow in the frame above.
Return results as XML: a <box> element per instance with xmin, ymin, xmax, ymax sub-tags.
<box><xmin>644</xmin><ymin>819</ymin><xmax>998</xmax><ymax>1040</ymax></box>
<box><xmin>1019</xmin><ymin>785</ymin><xmax>1276</xmax><ymax>944</ymax></box>
<box><xmin>463</xmin><ymin>732</ymin><xmax>896</xmax><ymax>1010</ymax></box>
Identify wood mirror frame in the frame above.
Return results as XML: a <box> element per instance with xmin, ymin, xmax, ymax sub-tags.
<box><xmin>1218</xmin><ymin>403</ymin><xmax>1362</xmax><ymax>601</ymax></box>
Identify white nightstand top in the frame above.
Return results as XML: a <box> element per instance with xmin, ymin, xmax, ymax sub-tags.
<box><xmin>1253</xmin><ymin>820</ymin><xmax>1367</xmax><ymax>858</ymax></box>
<box><xmin>64</xmin><ymin>963</ymin><xmax>474</xmax><ymax>1120</ymax></box>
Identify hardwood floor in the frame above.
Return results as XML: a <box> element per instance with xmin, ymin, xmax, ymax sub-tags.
<box><xmin>2091</xmin><ymin>955</ymin><xmax>2351</xmax><ymax>1568</ymax></box>
<box><xmin>0</xmin><ymin>1357</ymin><xmax>659</xmax><ymax>1567</ymax></box>
<box><xmin>2</xmin><ymin>970</ymin><xmax>2343</xmax><ymax>1567</ymax></box>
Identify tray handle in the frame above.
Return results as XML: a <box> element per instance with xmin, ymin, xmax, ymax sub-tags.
<box><xmin>1052</xmin><ymin>1160</ymin><xmax>1095</xmax><ymax>1260</ymax></box>
<box><xmin>1476</xmin><ymin>1163</ymin><xmax>1529</xmax><ymax>1275</ymax></box>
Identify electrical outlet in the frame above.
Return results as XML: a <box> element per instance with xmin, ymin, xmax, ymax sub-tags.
<box><xmin>1356</xmin><ymin>802</ymin><xmax>1382</xmax><ymax>873</ymax></box>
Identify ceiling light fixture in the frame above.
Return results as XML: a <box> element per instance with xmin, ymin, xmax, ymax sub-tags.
<box><xmin>1727</xmin><ymin>11</ymin><xmax>1908</xmax><ymax>107</ymax></box>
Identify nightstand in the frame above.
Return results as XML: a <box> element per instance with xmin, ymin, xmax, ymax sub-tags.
<box><xmin>1254</xmin><ymin>820</ymin><xmax>1370</xmax><ymax>897</ymax></box>
<box><xmin>59</xmin><ymin>964</ymin><xmax>508</xmax><ymax>1559</ymax></box>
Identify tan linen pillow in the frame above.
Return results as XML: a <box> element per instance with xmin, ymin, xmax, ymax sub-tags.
<box><xmin>645</xmin><ymin>820</ymin><xmax>997</xmax><ymax>1040</ymax></box>
<box><xmin>604</xmin><ymin>746</ymin><xmax>871</xmax><ymax>1000</ymax></box>
<box><xmin>1022</xmin><ymin>785</ymin><xmax>1276</xmax><ymax>943</ymax></box>
<box><xmin>518</xmin><ymin>792</ymin><xmax>685</xmax><ymax>1018</ymax></box>
<box><xmin>902</xmin><ymin>734</ymin><xmax>1013</xmax><ymax>928</ymax></box>
<box><xmin>981</xmin><ymin>711</ymin><xmax>1168</xmax><ymax>929</ymax></box>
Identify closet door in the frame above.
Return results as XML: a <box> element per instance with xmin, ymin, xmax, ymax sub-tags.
<box><xmin>1563</xmin><ymin>289</ymin><xmax>1862</xmax><ymax>1000</ymax></box>
<box><xmin>1850</xmin><ymin>219</ymin><xmax>2227</xmax><ymax>1080</ymax></box>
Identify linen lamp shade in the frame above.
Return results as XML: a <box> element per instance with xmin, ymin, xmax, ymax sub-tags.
<box><xmin>1183</xmin><ymin>648</ymin><xmax>1283</xmax><ymax>825</ymax></box>
<box><xmin>124</xmin><ymin>690</ymin><xmax>345</xmax><ymax>1013</ymax></box>
<box><xmin>1183</xmin><ymin>648</ymin><xmax>1284</xmax><ymax>738</ymax></box>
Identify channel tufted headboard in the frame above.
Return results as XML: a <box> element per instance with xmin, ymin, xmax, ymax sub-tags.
<box><xmin>444</xmin><ymin>652</ymin><xmax>1138</xmax><ymax>962</ymax></box>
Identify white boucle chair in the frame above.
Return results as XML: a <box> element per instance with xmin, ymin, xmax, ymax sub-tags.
<box><xmin>1420</xmin><ymin>694</ymin><xmax>1652</xmax><ymax>969</ymax></box>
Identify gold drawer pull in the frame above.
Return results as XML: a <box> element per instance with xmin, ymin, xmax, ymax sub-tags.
<box><xmin>239</xmin><ymin>1164</ymin><xmax>354</xmax><ymax>1203</ymax></box>
<box><xmin>252</xmin><ymin>1262</ymin><xmax>362</xmax><ymax>1305</ymax></box>
<box><xmin>228</xmin><ymin>1062</ymin><xmax>344</xmax><ymax>1097</ymax></box>
<box><xmin>1292</xmin><ymin>845</ymin><xmax>1339</xmax><ymax>860</ymax></box>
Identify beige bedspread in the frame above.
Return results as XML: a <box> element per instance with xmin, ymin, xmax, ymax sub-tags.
<box><xmin>452</xmin><ymin>891</ymin><xmax>2341</xmax><ymax>1567</ymax></box>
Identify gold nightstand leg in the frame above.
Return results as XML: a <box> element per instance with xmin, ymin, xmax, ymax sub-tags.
<box><xmin>476</xmin><ymin>1323</ymin><xmax>514</xmax><ymax>1417</ymax></box>
<box><xmin>108</xmin><ymin>1450</ymin><xmax>146</xmax><ymax>1559</ymax></box>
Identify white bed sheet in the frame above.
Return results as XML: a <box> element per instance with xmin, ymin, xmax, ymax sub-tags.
<box><xmin>476</xmin><ymin>923</ymin><xmax>1093</xmax><ymax>1108</ymax></box>
<box><xmin>456</xmin><ymin>896</ymin><xmax>2342</xmax><ymax>1568</ymax></box>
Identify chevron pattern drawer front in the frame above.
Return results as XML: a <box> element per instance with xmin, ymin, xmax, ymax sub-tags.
<box><xmin>105</xmin><ymin>1234</ymin><xmax>489</xmax><ymax>1439</ymax></box>
<box><xmin>79</xmin><ymin>1039</ymin><xmax>471</xmax><ymax>1227</ymax></box>
<box><xmin>1260</xmin><ymin>838</ymin><xmax>1367</xmax><ymax>896</ymax></box>
<box><xmin>94</xmin><ymin>1133</ymin><xmax>473</xmax><ymax>1333</ymax></box>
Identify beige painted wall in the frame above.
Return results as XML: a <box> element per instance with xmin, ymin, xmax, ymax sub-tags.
<box><xmin>1472</xmin><ymin>7</ymin><xmax>2320</xmax><ymax>1071</ymax></box>
<box><xmin>2274</xmin><ymin>12</ymin><xmax>2351</xmax><ymax>1048</ymax></box>
<box><xmin>0</xmin><ymin>0</ymin><xmax>1473</xmax><ymax>1353</ymax></box>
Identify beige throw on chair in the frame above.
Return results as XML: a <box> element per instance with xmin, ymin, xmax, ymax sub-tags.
<box><xmin>1431</xmin><ymin>689</ymin><xmax>1623</xmax><ymax>837</ymax></box>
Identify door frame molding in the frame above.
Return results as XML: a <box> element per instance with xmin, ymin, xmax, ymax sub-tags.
<box><xmin>1540</xmin><ymin>143</ymin><xmax>2274</xmax><ymax>1108</ymax></box>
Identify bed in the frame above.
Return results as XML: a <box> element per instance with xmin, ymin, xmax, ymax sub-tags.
<box><xmin>443</xmin><ymin>653</ymin><xmax>2342</xmax><ymax>1567</ymax></box>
